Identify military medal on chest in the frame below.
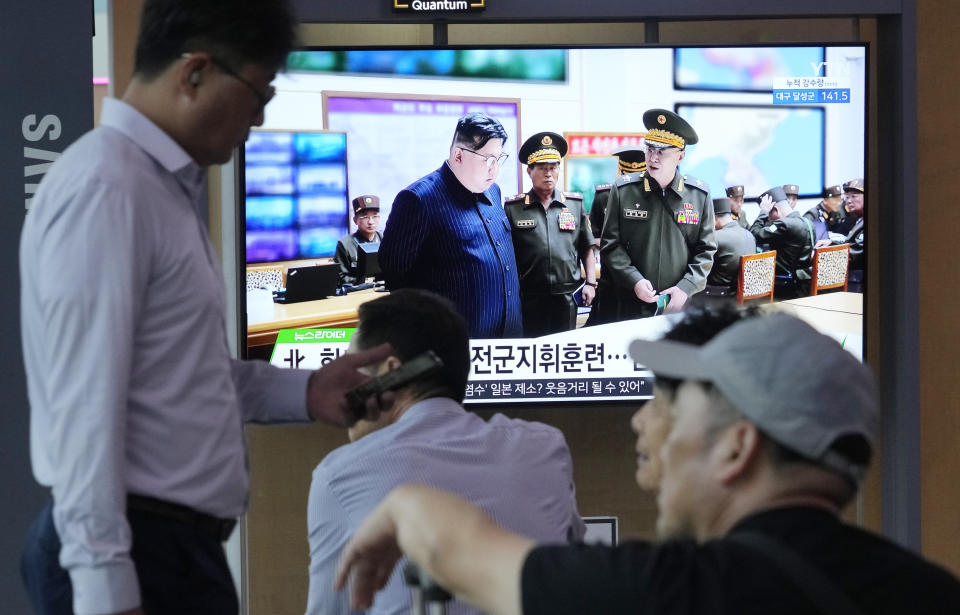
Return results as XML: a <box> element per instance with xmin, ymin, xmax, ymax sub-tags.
<box><xmin>558</xmin><ymin>207</ymin><xmax>576</xmax><ymax>230</ymax></box>
<box><xmin>676</xmin><ymin>202</ymin><xmax>700</xmax><ymax>225</ymax></box>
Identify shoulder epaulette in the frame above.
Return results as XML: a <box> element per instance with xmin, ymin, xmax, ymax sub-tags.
<box><xmin>563</xmin><ymin>191</ymin><xmax>583</xmax><ymax>200</ymax></box>
<box><xmin>615</xmin><ymin>172</ymin><xmax>643</xmax><ymax>187</ymax></box>
<box><xmin>594</xmin><ymin>183</ymin><xmax>612</xmax><ymax>192</ymax></box>
<box><xmin>682</xmin><ymin>175</ymin><xmax>710</xmax><ymax>195</ymax></box>
<box><xmin>505</xmin><ymin>193</ymin><xmax>526</xmax><ymax>203</ymax></box>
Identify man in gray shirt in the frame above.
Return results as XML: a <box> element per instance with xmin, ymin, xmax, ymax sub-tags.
<box><xmin>306</xmin><ymin>289</ymin><xmax>583</xmax><ymax>614</ymax></box>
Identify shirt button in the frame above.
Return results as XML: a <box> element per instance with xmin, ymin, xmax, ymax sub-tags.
<box><xmin>496</xmin><ymin>241</ymin><xmax>501</xmax><ymax>246</ymax></box>
<box><xmin>507</xmin><ymin>291</ymin><xmax>512</xmax><ymax>296</ymax></box>
<box><xmin>505</xmin><ymin>266</ymin><xmax>510</xmax><ymax>271</ymax></box>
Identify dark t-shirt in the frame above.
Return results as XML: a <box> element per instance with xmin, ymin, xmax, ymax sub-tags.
<box><xmin>522</xmin><ymin>507</ymin><xmax>960</xmax><ymax>615</ymax></box>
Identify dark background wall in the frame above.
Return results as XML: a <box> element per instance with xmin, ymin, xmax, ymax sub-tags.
<box><xmin>0</xmin><ymin>1</ymin><xmax>93</xmax><ymax>611</ymax></box>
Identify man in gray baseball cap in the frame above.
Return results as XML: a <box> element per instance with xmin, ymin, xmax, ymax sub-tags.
<box><xmin>333</xmin><ymin>310</ymin><xmax>960</xmax><ymax>615</ymax></box>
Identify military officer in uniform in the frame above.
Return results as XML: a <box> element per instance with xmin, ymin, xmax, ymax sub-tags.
<box><xmin>783</xmin><ymin>184</ymin><xmax>800</xmax><ymax>209</ymax></box>
<box><xmin>803</xmin><ymin>184</ymin><xmax>845</xmax><ymax>244</ymax></box>
<box><xmin>702</xmin><ymin>197</ymin><xmax>757</xmax><ymax>299</ymax></box>
<box><xmin>726</xmin><ymin>184</ymin><xmax>749</xmax><ymax>229</ymax></box>
<box><xmin>601</xmin><ymin>109</ymin><xmax>717</xmax><ymax>318</ymax></box>
<box><xmin>803</xmin><ymin>184</ymin><xmax>845</xmax><ymax>229</ymax></box>
<box><xmin>585</xmin><ymin>147</ymin><xmax>644</xmax><ymax>326</ymax></box>
<box><xmin>505</xmin><ymin>132</ymin><xmax>597</xmax><ymax>337</ymax></box>
<box><xmin>333</xmin><ymin>195</ymin><xmax>383</xmax><ymax>286</ymax></box>
<box><xmin>750</xmin><ymin>186</ymin><xmax>815</xmax><ymax>299</ymax></box>
<box><xmin>589</xmin><ymin>148</ymin><xmax>646</xmax><ymax>246</ymax></box>
<box><xmin>832</xmin><ymin>178</ymin><xmax>865</xmax><ymax>236</ymax></box>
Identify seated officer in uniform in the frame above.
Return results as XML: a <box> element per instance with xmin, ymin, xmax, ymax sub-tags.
<box><xmin>803</xmin><ymin>184</ymin><xmax>845</xmax><ymax>244</ymax></box>
<box><xmin>701</xmin><ymin>197</ymin><xmax>757</xmax><ymax>300</ymax></box>
<box><xmin>750</xmin><ymin>186</ymin><xmax>815</xmax><ymax>299</ymax></box>
<box><xmin>505</xmin><ymin>132</ymin><xmax>596</xmax><ymax>337</ymax></box>
<box><xmin>333</xmin><ymin>195</ymin><xmax>383</xmax><ymax>286</ymax></box>
<box><xmin>586</xmin><ymin>147</ymin><xmax>645</xmax><ymax>327</ymax></box>
<box><xmin>833</xmin><ymin>179</ymin><xmax>866</xmax><ymax>293</ymax></box>
<box><xmin>832</xmin><ymin>178</ymin><xmax>865</xmax><ymax>236</ymax></box>
<box><xmin>600</xmin><ymin>109</ymin><xmax>716</xmax><ymax>318</ymax></box>
<box><xmin>725</xmin><ymin>184</ymin><xmax>749</xmax><ymax>229</ymax></box>
<box><xmin>335</xmin><ymin>311</ymin><xmax>960</xmax><ymax>615</ymax></box>
<box><xmin>782</xmin><ymin>183</ymin><xmax>800</xmax><ymax>209</ymax></box>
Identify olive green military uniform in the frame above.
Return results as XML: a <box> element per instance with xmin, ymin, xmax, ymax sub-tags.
<box><xmin>505</xmin><ymin>189</ymin><xmax>595</xmax><ymax>337</ymax></box>
<box><xmin>803</xmin><ymin>201</ymin><xmax>846</xmax><ymax>232</ymax></box>
<box><xmin>734</xmin><ymin>213</ymin><xmax>750</xmax><ymax>230</ymax></box>
<box><xmin>601</xmin><ymin>172</ymin><xmax>717</xmax><ymax>319</ymax></box>
<box><xmin>750</xmin><ymin>211</ymin><xmax>815</xmax><ymax>299</ymax></box>
<box><xmin>589</xmin><ymin>184</ymin><xmax>612</xmax><ymax>245</ymax></box>
<box><xmin>708</xmin><ymin>221</ymin><xmax>757</xmax><ymax>288</ymax></box>
<box><xmin>585</xmin><ymin>184</ymin><xmax>614</xmax><ymax>326</ymax></box>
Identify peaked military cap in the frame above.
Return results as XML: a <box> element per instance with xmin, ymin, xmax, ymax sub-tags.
<box><xmin>843</xmin><ymin>178</ymin><xmax>865</xmax><ymax>193</ymax></box>
<box><xmin>518</xmin><ymin>132</ymin><xmax>567</xmax><ymax>166</ymax></box>
<box><xmin>352</xmin><ymin>194</ymin><xmax>380</xmax><ymax>214</ymax></box>
<box><xmin>642</xmin><ymin>108</ymin><xmax>699</xmax><ymax>149</ymax></box>
<box><xmin>783</xmin><ymin>184</ymin><xmax>800</xmax><ymax>197</ymax></box>
<box><xmin>760</xmin><ymin>186</ymin><xmax>789</xmax><ymax>206</ymax></box>
<box><xmin>824</xmin><ymin>184</ymin><xmax>843</xmax><ymax>198</ymax></box>
<box><xmin>613</xmin><ymin>146</ymin><xmax>646</xmax><ymax>174</ymax></box>
<box><xmin>726</xmin><ymin>185</ymin><xmax>745</xmax><ymax>198</ymax></box>
<box><xmin>713</xmin><ymin>198</ymin><xmax>733</xmax><ymax>215</ymax></box>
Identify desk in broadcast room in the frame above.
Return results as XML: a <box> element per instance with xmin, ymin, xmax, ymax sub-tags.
<box><xmin>246</xmin><ymin>287</ymin><xmax>382</xmax><ymax>350</ymax></box>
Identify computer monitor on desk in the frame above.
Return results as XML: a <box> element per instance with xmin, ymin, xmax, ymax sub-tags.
<box><xmin>356</xmin><ymin>242</ymin><xmax>381</xmax><ymax>282</ymax></box>
<box><xmin>273</xmin><ymin>263</ymin><xmax>340</xmax><ymax>303</ymax></box>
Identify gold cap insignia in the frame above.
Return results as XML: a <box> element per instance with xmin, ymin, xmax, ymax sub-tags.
<box><xmin>542</xmin><ymin>135</ymin><xmax>552</xmax><ymax>146</ymax></box>
<box><xmin>365</xmin><ymin>197</ymin><xmax>372</xmax><ymax>204</ymax></box>
<box><xmin>657</xmin><ymin>114</ymin><xmax>667</xmax><ymax>125</ymax></box>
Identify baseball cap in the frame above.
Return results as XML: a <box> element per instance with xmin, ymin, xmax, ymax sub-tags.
<box><xmin>628</xmin><ymin>312</ymin><xmax>878</xmax><ymax>483</ymax></box>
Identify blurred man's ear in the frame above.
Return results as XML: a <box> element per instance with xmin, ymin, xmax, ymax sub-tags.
<box><xmin>713</xmin><ymin>421</ymin><xmax>763</xmax><ymax>485</ymax></box>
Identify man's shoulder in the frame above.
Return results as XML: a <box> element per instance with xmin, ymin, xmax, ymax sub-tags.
<box><xmin>615</xmin><ymin>172</ymin><xmax>644</xmax><ymax>187</ymax></box>
<box><xmin>681</xmin><ymin>175</ymin><xmax>710</xmax><ymax>198</ymax></box>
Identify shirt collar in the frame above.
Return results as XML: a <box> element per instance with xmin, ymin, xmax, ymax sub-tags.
<box><xmin>524</xmin><ymin>188</ymin><xmax>564</xmax><ymax>208</ymax></box>
<box><xmin>440</xmin><ymin>161</ymin><xmax>495</xmax><ymax>206</ymax></box>
<box><xmin>99</xmin><ymin>98</ymin><xmax>206</xmax><ymax>202</ymax></box>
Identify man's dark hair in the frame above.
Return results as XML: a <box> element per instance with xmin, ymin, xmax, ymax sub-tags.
<box><xmin>354</xmin><ymin>289</ymin><xmax>471</xmax><ymax>402</ymax></box>
<box><xmin>134</xmin><ymin>0</ymin><xmax>297</xmax><ymax>79</ymax></box>
<box><xmin>654</xmin><ymin>304</ymin><xmax>762</xmax><ymax>397</ymax></box>
<box><xmin>451</xmin><ymin>112</ymin><xmax>508</xmax><ymax>151</ymax></box>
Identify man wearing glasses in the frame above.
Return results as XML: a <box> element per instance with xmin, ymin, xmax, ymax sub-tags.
<box><xmin>334</xmin><ymin>195</ymin><xmax>383</xmax><ymax>286</ymax></box>
<box><xmin>380</xmin><ymin>112</ymin><xmax>523</xmax><ymax>338</ymax></box>
<box><xmin>19</xmin><ymin>2</ymin><xmax>395</xmax><ymax>614</ymax></box>
<box><xmin>600</xmin><ymin>109</ymin><xmax>717</xmax><ymax>319</ymax></box>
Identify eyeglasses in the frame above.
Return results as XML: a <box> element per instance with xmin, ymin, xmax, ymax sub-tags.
<box><xmin>357</xmin><ymin>214</ymin><xmax>380</xmax><ymax>221</ymax></box>
<box><xmin>461</xmin><ymin>147</ymin><xmax>509</xmax><ymax>169</ymax></box>
<box><xmin>209</xmin><ymin>56</ymin><xmax>276</xmax><ymax>115</ymax></box>
<box><xmin>644</xmin><ymin>144</ymin><xmax>679</xmax><ymax>158</ymax></box>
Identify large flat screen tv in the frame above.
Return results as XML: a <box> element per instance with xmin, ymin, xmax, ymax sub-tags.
<box><xmin>245</xmin><ymin>44</ymin><xmax>866</xmax><ymax>347</ymax></box>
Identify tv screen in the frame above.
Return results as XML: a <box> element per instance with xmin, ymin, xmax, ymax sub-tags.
<box><xmin>248</xmin><ymin>44</ymin><xmax>866</xmax><ymax>356</ymax></box>
<box><xmin>244</xmin><ymin>130</ymin><xmax>349</xmax><ymax>263</ymax></box>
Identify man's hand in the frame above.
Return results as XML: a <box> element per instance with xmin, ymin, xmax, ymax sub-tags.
<box><xmin>660</xmin><ymin>286</ymin><xmax>688</xmax><ymax>313</ymax></box>
<box><xmin>634</xmin><ymin>279</ymin><xmax>658</xmax><ymax>303</ymax></box>
<box><xmin>759</xmin><ymin>194</ymin><xmax>774</xmax><ymax>215</ymax></box>
<box><xmin>581</xmin><ymin>283</ymin><xmax>596</xmax><ymax>306</ymax></box>
<box><xmin>307</xmin><ymin>343</ymin><xmax>394</xmax><ymax>427</ymax></box>
<box><xmin>815</xmin><ymin>238</ymin><xmax>833</xmax><ymax>249</ymax></box>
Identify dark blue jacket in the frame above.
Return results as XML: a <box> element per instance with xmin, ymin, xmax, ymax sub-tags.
<box><xmin>380</xmin><ymin>162</ymin><xmax>523</xmax><ymax>338</ymax></box>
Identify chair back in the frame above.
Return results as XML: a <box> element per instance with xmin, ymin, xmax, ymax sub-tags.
<box><xmin>738</xmin><ymin>250</ymin><xmax>777</xmax><ymax>304</ymax></box>
<box><xmin>811</xmin><ymin>244</ymin><xmax>850</xmax><ymax>295</ymax></box>
<box><xmin>246</xmin><ymin>266</ymin><xmax>284</xmax><ymax>291</ymax></box>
